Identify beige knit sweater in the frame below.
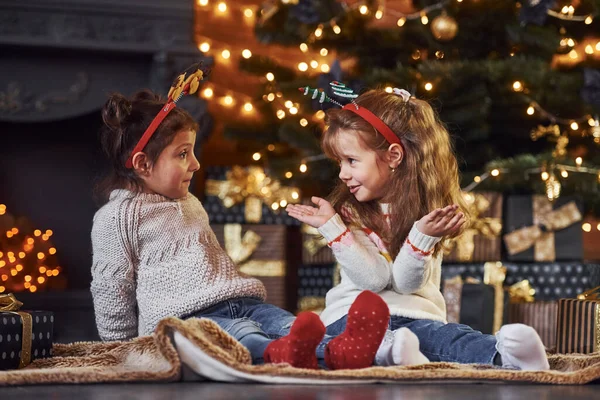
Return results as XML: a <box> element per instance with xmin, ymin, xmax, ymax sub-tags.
<box><xmin>90</xmin><ymin>189</ymin><xmax>266</xmax><ymax>341</ymax></box>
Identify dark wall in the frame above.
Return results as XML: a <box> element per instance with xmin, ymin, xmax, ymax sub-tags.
<box><xmin>0</xmin><ymin>111</ymin><xmax>106</xmax><ymax>289</ymax></box>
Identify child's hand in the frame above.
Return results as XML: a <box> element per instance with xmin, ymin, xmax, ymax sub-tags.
<box><xmin>416</xmin><ymin>204</ymin><xmax>465</xmax><ymax>237</ymax></box>
<box><xmin>286</xmin><ymin>196</ymin><xmax>336</xmax><ymax>228</ymax></box>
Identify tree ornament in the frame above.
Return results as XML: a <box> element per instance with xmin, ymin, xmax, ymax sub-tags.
<box><xmin>431</xmin><ymin>13</ymin><xmax>458</xmax><ymax>42</ymax></box>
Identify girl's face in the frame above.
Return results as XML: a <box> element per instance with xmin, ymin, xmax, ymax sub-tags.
<box><xmin>142</xmin><ymin>129</ymin><xmax>200</xmax><ymax>199</ymax></box>
<box><xmin>335</xmin><ymin>129</ymin><xmax>392</xmax><ymax>203</ymax></box>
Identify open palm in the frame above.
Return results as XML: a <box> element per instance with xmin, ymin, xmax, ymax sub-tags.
<box><xmin>286</xmin><ymin>196</ymin><xmax>336</xmax><ymax>228</ymax></box>
<box><xmin>416</xmin><ymin>204</ymin><xmax>465</xmax><ymax>237</ymax></box>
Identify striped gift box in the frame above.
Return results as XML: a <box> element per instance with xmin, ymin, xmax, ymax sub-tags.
<box><xmin>556</xmin><ymin>298</ymin><xmax>600</xmax><ymax>354</ymax></box>
<box><xmin>508</xmin><ymin>302</ymin><xmax>557</xmax><ymax>350</ymax></box>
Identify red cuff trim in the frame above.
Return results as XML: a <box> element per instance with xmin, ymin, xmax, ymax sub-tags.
<box><xmin>328</xmin><ymin>228</ymin><xmax>351</xmax><ymax>246</ymax></box>
<box><xmin>405</xmin><ymin>237</ymin><xmax>433</xmax><ymax>256</ymax></box>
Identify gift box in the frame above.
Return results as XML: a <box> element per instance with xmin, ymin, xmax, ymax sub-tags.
<box><xmin>503</xmin><ymin>195</ymin><xmax>583</xmax><ymax>262</ymax></box>
<box><xmin>443</xmin><ymin>261</ymin><xmax>600</xmax><ymax>301</ymax></box>
<box><xmin>212</xmin><ymin>223</ymin><xmax>301</xmax><ymax>312</ymax></box>
<box><xmin>296</xmin><ymin>263</ymin><xmax>336</xmax><ymax>313</ymax></box>
<box><xmin>508</xmin><ymin>301</ymin><xmax>558</xmax><ymax>350</ymax></box>
<box><xmin>582</xmin><ymin>216</ymin><xmax>600</xmax><ymax>261</ymax></box>
<box><xmin>0</xmin><ymin>294</ymin><xmax>53</xmax><ymax>370</ymax></box>
<box><xmin>556</xmin><ymin>288</ymin><xmax>599</xmax><ymax>354</ymax></box>
<box><xmin>301</xmin><ymin>224</ymin><xmax>335</xmax><ymax>264</ymax></box>
<box><xmin>204</xmin><ymin>166</ymin><xmax>301</xmax><ymax>226</ymax></box>
<box><xmin>442</xmin><ymin>263</ymin><xmax>509</xmax><ymax>334</ymax></box>
<box><xmin>444</xmin><ymin>192</ymin><xmax>503</xmax><ymax>262</ymax></box>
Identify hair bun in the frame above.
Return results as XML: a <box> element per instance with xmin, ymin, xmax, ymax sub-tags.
<box><xmin>102</xmin><ymin>93</ymin><xmax>133</xmax><ymax>132</ymax></box>
<box><xmin>131</xmin><ymin>89</ymin><xmax>162</xmax><ymax>103</ymax></box>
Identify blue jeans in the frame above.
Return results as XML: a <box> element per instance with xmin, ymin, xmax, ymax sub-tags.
<box><xmin>187</xmin><ymin>297</ymin><xmax>335</xmax><ymax>365</ymax></box>
<box><xmin>324</xmin><ymin>314</ymin><xmax>500</xmax><ymax>365</ymax></box>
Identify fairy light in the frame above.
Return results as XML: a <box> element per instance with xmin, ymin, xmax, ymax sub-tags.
<box><xmin>252</xmin><ymin>152</ymin><xmax>261</xmax><ymax>161</ymax></box>
<box><xmin>202</xmin><ymin>88</ymin><xmax>214</xmax><ymax>98</ymax></box>
<box><xmin>300</xmin><ymin>118</ymin><xmax>308</xmax><ymax>127</ymax></box>
<box><xmin>385</xmin><ymin>87</ymin><xmax>393</xmax><ymax>93</ymax></box>
<box><xmin>315</xmin><ymin>110</ymin><xmax>325</xmax><ymax>119</ymax></box>
<box><xmin>34</xmin><ymin>230</ymin><xmax>41</xmax><ymax>236</ymax></box>
<box><xmin>424</xmin><ymin>82</ymin><xmax>433</xmax><ymax>91</ymax></box>
<box><xmin>359</xmin><ymin>5</ymin><xmax>368</xmax><ymax>15</ymax></box>
<box><xmin>198</xmin><ymin>0</ymin><xmax>209</xmax><ymax>6</ymax></box>
<box><xmin>279</xmin><ymin>200</ymin><xmax>288</xmax><ymax>208</ymax></box>
<box><xmin>277</xmin><ymin>110</ymin><xmax>286</xmax><ymax>119</ymax></box>
<box><xmin>244</xmin><ymin>8</ymin><xmax>253</xmax><ymax>18</ymax></box>
<box><xmin>320</xmin><ymin>48</ymin><xmax>328</xmax><ymax>56</ymax></box>
<box><xmin>527</xmin><ymin>106</ymin><xmax>535</xmax><ymax>115</ymax></box>
<box><xmin>199</xmin><ymin>42</ymin><xmax>210</xmax><ymax>52</ymax></box>
<box><xmin>571</xmin><ymin>122</ymin><xmax>579</xmax><ymax>130</ymax></box>
<box><xmin>298</xmin><ymin>62</ymin><xmax>308</xmax><ymax>72</ymax></box>
<box><xmin>310</xmin><ymin>60</ymin><xmax>319</xmax><ymax>69</ymax></box>
<box><xmin>285</xmin><ymin>172</ymin><xmax>293</xmax><ymax>179</ymax></box>
<box><xmin>567</xmin><ymin>38</ymin><xmax>576</xmax><ymax>47</ymax></box>
<box><xmin>332</xmin><ymin>23</ymin><xmax>341</xmax><ymax>34</ymax></box>
<box><xmin>585</xmin><ymin>16</ymin><xmax>593</xmax><ymax>24</ymax></box>
<box><xmin>597</xmin><ymin>42</ymin><xmax>600</xmax><ymax>51</ymax></box>
<box><xmin>221</xmin><ymin>49</ymin><xmax>231</xmax><ymax>59</ymax></box>
<box><xmin>223</xmin><ymin>95</ymin><xmax>234</xmax><ymax>106</ymax></box>
<box><xmin>541</xmin><ymin>171</ymin><xmax>549</xmax><ymax>180</ymax></box>
<box><xmin>314</xmin><ymin>26</ymin><xmax>323</xmax><ymax>37</ymax></box>
<box><xmin>289</xmin><ymin>107</ymin><xmax>298</xmax><ymax>115</ymax></box>
<box><xmin>583</xmin><ymin>223</ymin><xmax>592</xmax><ymax>232</ymax></box>
<box><xmin>421</xmin><ymin>13</ymin><xmax>429</xmax><ymax>25</ymax></box>
<box><xmin>585</xmin><ymin>45</ymin><xmax>594</xmax><ymax>55</ymax></box>
<box><xmin>266</xmin><ymin>72</ymin><xmax>275</xmax><ymax>81</ymax></box>
<box><xmin>473</xmin><ymin>176</ymin><xmax>481</xmax><ymax>183</ymax></box>
<box><xmin>512</xmin><ymin>81</ymin><xmax>523</xmax><ymax>92</ymax></box>
<box><xmin>299</xmin><ymin>163</ymin><xmax>308</xmax><ymax>173</ymax></box>
<box><xmin>217</xmin><ymin>2</ymin><xmax>227</xmax><ymax>13</ymax></box>
<box><xmin>271</xmin><ymin>202</ymin><xmax>280</xmax><ymax>211</ymax></box>
<box><xmin>590</xmin><ymin>118</ymin><xmax>598</xmax><ymax>127</ymax></box>
<box><xmin>284</xmin><ymin>100</ymin><xmax>293</xmax><ymax>108</ymax></box>
<box><xmin>569</xmin><ymin>49</ymin><xmax>578</xmax><ymax>59</ymax></box>
<box><xmin>243</xmin><ymin>102</ymin><xmax>253</xmax><ymax>112</ymax></box>
<box><xmin>561</xmin><ymin>169</ymin><xmax>568</xmax><ymax>178</ymax></box>
<box><xmin>242</xmin><ymin>49</ymin><xmax>252</xmax><ymax>59</ymax></box>
<box><xmin>375</xmin><ymin>7</ymin><xmax>384</xmax><ymax>19</ymax></box>
<box><xmin>300</xmin><ymin>43</ymin><xmax>308</xmax><ymax>52</ymax></box>
<box><xmin>397</xmin><ymin>17</ymin><xmax>406</xmax><ymax>27</ymax></box>
<box><xmin>491</xmin><ymin>169</ymin><xmax>500</xmax><ymax>177</ymax></box>
<box><xmin>576</xmin><ymin>157</ymin><xmax>583</xmax><ymax>166</ymax></box>
<box><xmin>267</xmin><ymin>93</ymin><xmax>275</xmax><ymax>102</ymax></box>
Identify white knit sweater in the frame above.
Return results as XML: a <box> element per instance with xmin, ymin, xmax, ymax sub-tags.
<box><xmin>318</xmin><ymin>204</ymin><xmax>447</xmax><ymax>326</ymax></box>
<box><xmin>90</xmin><ymin>189</ymin><xmax>266</xmax><ymax>341</ymax></box>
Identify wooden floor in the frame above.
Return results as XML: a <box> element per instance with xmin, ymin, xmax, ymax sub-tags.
<box><xmin>2</xmin><ymin>382</ymin><xmax>598</xmax><ymax>399</ymax></box>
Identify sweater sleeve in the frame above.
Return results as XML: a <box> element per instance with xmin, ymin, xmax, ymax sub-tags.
<box><xmin>90</xmin><ymin>204</ymin><xmax>138</xmax><ymax>341</ymax></box>
<box><xmin>391</xmin><ymin>222</ymin><xmax>441</xmax><ymax>294</ymax></box>
<box><xmin>318</xmin><ymin>214</ymin><xmax>392</xmax><ymax>292</ymax></box>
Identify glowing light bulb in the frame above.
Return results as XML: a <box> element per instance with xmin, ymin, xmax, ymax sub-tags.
<box><xmin>266</xmin><ymin>72</ymin><xmax>275</xmax><ymax>81</ymax></box>
<box><xmin>491</xmin><ymin>169</ymin><xmax>500</xmax><ymax>177</ymax></box>
<box><xmin>424</xmin><ymin>82</ymin><xmax>433</xmax><ymax>91</ymax></box>
<box><xmin>397</xmin><ymin>17</ymin><xmax>406</xmax><ymax>27</ymax></box>
<box><xmin>252</xmin><ymin>152</ymin><xmax>261</xmax><ymax>161</ymax></box>
<box><xmin>298</xmin><ymin>62</ymin><xmax>308</xmax><ymax>71</ymax></box>
<box><xmin>199</xmin><ymin>42</ymin><xmax>210</xmax><ymax>52</ymax></box>
<box><xmin>217</xmin><ymin>2</ymin><xmax>227</xmax><ymax>13</ymax></box>
<box><xmin>203</xmin><ymin>88</ymin><xmax>214</xmax><ymax>98</ymax></box>
<box><xmin>320</xmin><ymin>48</ymin><xmax>328</xmax><ymax>56</ymax></box>
<box><xmin>299</xmin><ymin>164</ymin><xmax>308</xmax><ymax>173</ymax></box>
<box><xmin>512</xmin><ymin>81</ymin><xmax>523</xmax><ymax>92</ymax></box>
<box><xmin>527</xmin><ymin>106</ymin><xmax>535</xmax><ymax>115</ymax></box>
<box><xmin>221</xmin><ymin>49</ymin><xmax>230</xmax><ymax>59</ymax></box>
<box><xmin>242</xmin><ymin>49</ymin><xmax>252</xmax><ymax>59</ymax></box>
<box><xmin>244</xmin><ymin>102</ymin><xmax>253</xmax><ymax>112</ymax></box>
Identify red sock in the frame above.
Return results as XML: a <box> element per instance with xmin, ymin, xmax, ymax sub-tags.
<box><xmin>263</xmin><ymin>311</ymin><xmax>326</xmax><ymax>369</ymax></box>
<box><xmin>324</xmin><ymin>290</ymin><xmax>389</xmax><ymax>370</ymax></box>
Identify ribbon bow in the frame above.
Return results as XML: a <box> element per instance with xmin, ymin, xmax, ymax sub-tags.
<box><xmin>508</xmin><ymin>280</ymin><xmax>536</xmax><ymax>303</ymax></box>
<box><xmin>0</xmin><ymin>293</ymin><xmax>23</xmax><ymax>311</ymax></box>
<box><xmin>446</xmin><ymin>192</ymin><xmax>502</xmax><ymax>261</ymax></box>
<box><xmin>301</xmin><ymin>224</ymin><xmax>328</xmax><ymax>256</ymax></box>
<box><xmin>503</xmin><ymin>200</ymin><xmax>582</xmax><ymax>260</ymax></box>
<box><xmin>205</xmin><ymin>166</ymin><xmax>300</xmax><ymax>223</ymax></box>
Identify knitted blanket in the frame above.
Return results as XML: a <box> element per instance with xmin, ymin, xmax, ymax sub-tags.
<box><xmin>1</xmin><ymin>317</ymin><xmax>599</xmax><ymax>386</ymax></box>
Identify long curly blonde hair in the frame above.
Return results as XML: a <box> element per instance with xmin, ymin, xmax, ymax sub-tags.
<box><xmin>321</xmin><ymin>89</ymin><xmax>470</xmax><ymax>258</ymax></box>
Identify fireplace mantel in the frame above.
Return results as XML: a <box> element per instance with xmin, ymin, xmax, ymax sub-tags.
<box><xmin>0</xmin><ymin>0</ymin><xmax>211</xmax><ymax>123</ymax></box>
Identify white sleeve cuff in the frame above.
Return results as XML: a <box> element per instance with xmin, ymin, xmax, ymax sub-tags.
<box><xmin>407</xmin><ymin>222</ymin><xmax>441</xmax><ymax>252</ymax></box>
<box><xmin>317</xmin><ymin>214</ymin><xmax>349</xmax><ymax>243</ymax></box>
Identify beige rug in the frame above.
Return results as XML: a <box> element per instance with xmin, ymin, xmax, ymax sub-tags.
<box><xmin>1</xmin><ymin>317</ymin><xmax>599</xmax><ymax>386</ymax></box>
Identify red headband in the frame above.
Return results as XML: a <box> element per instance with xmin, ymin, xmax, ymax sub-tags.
<box><xmin>342</xmin><ymin>103</ymin><xmax>404</xmax><ymax>151</ymax></box>
<box><xmin>125</xmin><ymin>64</ymin><xmax>207</xmax><ymax>169</ymax></box>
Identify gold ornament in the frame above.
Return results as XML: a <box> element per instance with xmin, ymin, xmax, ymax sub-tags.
<box><xmin>431</xmin><ymin>14</ymin><xmax>458</xmax><ymax>42</ymax></box>
<box><xmin>545</xmin><ymin>172</ymin><xmax>561</xmax><ymax>201</ymax></box>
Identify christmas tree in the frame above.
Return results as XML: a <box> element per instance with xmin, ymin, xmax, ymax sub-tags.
<box><xmin>195</xmin><ymin>0</ymin><xmax>600</xmax><ymax>212</ymax></box>
<box><xmin>0</xmin><ymin>204</ymin><xmax>66</xmax><ymax>293</ymax></box>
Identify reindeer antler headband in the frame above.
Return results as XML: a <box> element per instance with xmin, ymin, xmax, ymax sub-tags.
<box><xmin>299</xmin><ymin>81</ymin><xmax>410</xmax><ymax>149</ymax></box>
<box><xmin>125</xmin><ymin>62</ymin><xmax>210</xmax><ymax>169</ymax></box>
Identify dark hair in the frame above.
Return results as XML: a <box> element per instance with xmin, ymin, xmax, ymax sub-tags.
<box><xmin>321</xmin><ymin>89</ymin><xmax>470</xmax><ymax>258</ymax></box>
<box><xmin>94</xmin><ymin>89</ymin><xmax>199</xmax><ymax>204</ymax></box>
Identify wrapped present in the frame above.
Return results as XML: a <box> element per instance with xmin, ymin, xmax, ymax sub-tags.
<box><xmin>503</xmin><ymin>195</ymin><xmax>583</xmax><ymax>262</ymax></box>
<box><xmin>444</xmin><ymin>192</ymin><xmax>503</xmax><ymax>262</ymax></box>
<box><xmin>508</xmin><ymin>301</ymin><xmax>558</xmax><ymax>350</ymax></box>
<box><xmin>204</xmin><ymin>166</ymin><xmax>301</xmax><ymax>225</ymax></box>
<box><xmin>443</xmin><ymin>261</ymin><xmax>599</xmax><ymax>301</ymax></box>
<box><xmin>301</xmin><ymin>224</ymin><xmax>335</xmax><ymax>264</ymax></box>
<box><xmin>556</xmin><ymin>286</ymin><xmax>600</xmax><ymax>354</ymax></box>
<box><xmin>442</xmin><ymin>263</ymin><xmax>509</xmax><ymax>334</ymax></box>
<box><xmin>0</xmin><ymin>293</ymin><xmax>53</xmax><ymax>370</ymax></box>
<box><xmin>582</xmin><ymin>216</ymin><xmax>600</xmax><ymax>261</ymax></box>
<box><xmin>212</xmin><ymin>223</ymin><xmax>301</xmax><ymax>312</ymax></box>
<box><xmin>297</xmin><ymin>263</ymin><xmax>336</xmax><ymax>313</ymax></box>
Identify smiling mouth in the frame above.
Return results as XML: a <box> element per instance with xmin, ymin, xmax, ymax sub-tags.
<box><xmin>348</xmin><ymin>185</ymin><xmax>360</xmax><ymax>194</ymax></box>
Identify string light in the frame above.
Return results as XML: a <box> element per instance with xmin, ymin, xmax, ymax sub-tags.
<box><xmin>424</xmin><ymin>82</ymin><xmax>433</xmax><ymax>91</ymax></box>
<box><xmin>266</xmin><ymin>72</ymin><xmax>275</xmax><ymax>81</ymax></box>
<box><xmin>241</xmin><ymin>49</ymin><xmax>252</xmax><ymax>59</ymax></box>
<box><xmin>221</xmin><ymin>49</ymin><xmax>230</xmax><ymax>59</ymax></box>
<box><xmin>199</xmin><ymin>42</ymin><xmax>210</xmax><ymax>52</ymax></box>
<box><xmin>244</xmin><ymin>8</ymin><xmax>253</xmax><ymax>18</ymax></box>
<box><xmin>243</xmin><ymin>102</ymin><xmax>253</xmax><ymax>112</ymax></box>
<box><xmin>217</xmin><ymin>2</ymin><xmax>227</xmax><ymax>13</ymax></box>
<box><xmin>252</xmin><ymin>152</ymin><xmax>261</xmax><ymax>161</ymax></box>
